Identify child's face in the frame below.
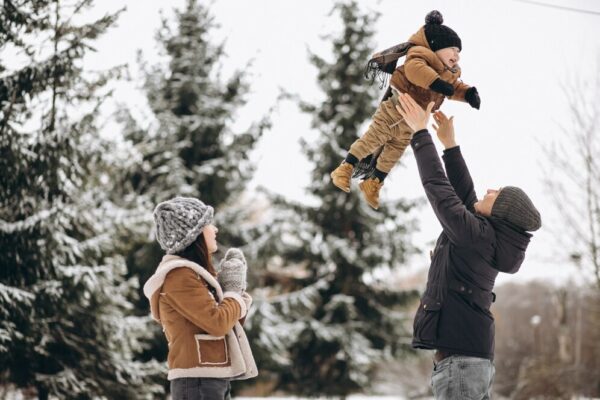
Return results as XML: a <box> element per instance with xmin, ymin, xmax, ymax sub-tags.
<box><xmin>435</xmin><ymin>47</ymin><xmax>460</xmax><ymax>69</ymax></box>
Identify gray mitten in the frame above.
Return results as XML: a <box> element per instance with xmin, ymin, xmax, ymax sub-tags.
<box><xmin>218</xmin><ymin>248</ymin><xmax>247</xmax><ymax>293</ymax></box>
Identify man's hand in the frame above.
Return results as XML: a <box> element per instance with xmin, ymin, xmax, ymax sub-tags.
<box><xmin>433</xmin><ymin>111</ymin><xmax>457</xmax><ymax>149</ymax></box>
<box><xmin>395</xmin><ymin>93</ymin><xmax>434</xmax><ymax>133</ymax></box>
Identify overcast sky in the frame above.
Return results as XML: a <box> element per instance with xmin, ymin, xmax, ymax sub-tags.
<box><xmin>84</xmin><ymin>0</ymin><xmax>600</xmax><ymax>285</ymax></box>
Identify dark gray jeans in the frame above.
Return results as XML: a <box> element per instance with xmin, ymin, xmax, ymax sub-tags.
<box><xmin>431</xmin><ymin>355</ymin><xmax>495</xmax><ymax>399</ymax></box>
<box><xmin>170</xmin><ymin>377</ymin><xmax>231</xmax><ymax>400</ymax></box>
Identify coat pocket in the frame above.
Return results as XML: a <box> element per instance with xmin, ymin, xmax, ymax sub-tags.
<box><xmin>194</xmin><ymin>334</ymin><xmax>230</xmax><ymax>366</ymax></box>
<box><xmin>414</xmin><ymin>295</ymin><xmax>443</xmax><ymax>343</ymax></box>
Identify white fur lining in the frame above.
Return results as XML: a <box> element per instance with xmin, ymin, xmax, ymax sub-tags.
<box><xmin>168</xmin><ymin>366</ymin><xmax>242</xmax><ymax>380</ymax></box>
<box><xmin>231</xmin><ymin>322</ymin><xmax>258</xmax><ymax>379</ymax></box>
<box><xmin>143</xmin><ymin>255</ymin><xmax>224</xmax><ymax>301</ymax></box>
<box><xmin>223</xmin><ymin>291</ymin><xmax>247</xmax><ymax>318</ymax></box>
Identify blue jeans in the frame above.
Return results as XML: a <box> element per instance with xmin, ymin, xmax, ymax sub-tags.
<box><xmin>431</xmin><ymin>355</ymin><xmax>495</xmax><ymax>399</ymax></box>
<box><xmin>170</xmin><ymin>377</ymin><xmax>231</xmax><ymax>400</ymax></box>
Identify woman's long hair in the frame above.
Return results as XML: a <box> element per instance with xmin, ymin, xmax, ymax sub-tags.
<box><xmin>175</xmin><ymin>233</ymin><xmax>217</xmax><ymax>276</ymax></box>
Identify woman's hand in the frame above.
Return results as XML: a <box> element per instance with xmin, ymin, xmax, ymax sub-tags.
<box><xmin>432</xmin><ymin>110</ymin><xmax>457</xmax><ymax>149</ymax></box>
<box><xmin>218</xmin><ymin>248</ymin><xmax>247</xmax><ymax>293</ymax></box>
<box><xmin>395</xmin><ymin>93</ymin><xmax>434</xmax><ymax>133</ymax></box>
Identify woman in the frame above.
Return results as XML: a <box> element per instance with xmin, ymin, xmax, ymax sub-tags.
<box><xmin>143</xmin><ymin>196</ymin><xmax>257</xmax><ymax>400</ymax></box>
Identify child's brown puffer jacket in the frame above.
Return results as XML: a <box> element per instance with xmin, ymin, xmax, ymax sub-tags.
<box><xmin>390</xmin><ymin>26</ymin><xmax>471</xmax><ymax>111</ymax></box>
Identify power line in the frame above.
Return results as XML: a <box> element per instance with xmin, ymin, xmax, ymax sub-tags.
<box><xmin>511</xmin><ymin>0</ymin><xmax>600</xmax><ymax>16</ymax></box>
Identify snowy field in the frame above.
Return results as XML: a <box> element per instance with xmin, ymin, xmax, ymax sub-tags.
<box><xmin>4</xmin><ymin>390</ymin><xmax>600</xmax><ymax>399</ymax></box>
<box><xmin>239</xmin><ymin>397</ymin><xmax>426</xmax><ymax>400</ymax></box>
<box><xmin>239</xmin><ymin>397</ymin><xmax>600</xmax><ymax>400</ymax></box>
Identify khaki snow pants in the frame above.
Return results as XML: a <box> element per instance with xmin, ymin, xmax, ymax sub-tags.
<box><xmin>348</xmin><ymin>98</ymin><xmax>412</xmax><ymax>173</ymax></box>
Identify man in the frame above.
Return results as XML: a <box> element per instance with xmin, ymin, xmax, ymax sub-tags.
<box><xmin>395</xmin><ymin>93</ymin><xmax>541</xmax><ymax>399</ymax></box>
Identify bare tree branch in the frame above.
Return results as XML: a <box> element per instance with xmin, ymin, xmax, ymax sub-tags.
<box><xmin>544</xmin><ymin>68</ymin><xmax>600</xmax><ymax>289</ymax></box>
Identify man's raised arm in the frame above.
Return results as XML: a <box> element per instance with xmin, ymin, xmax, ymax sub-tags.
<box><xmin>433</xmin><ymin>110</ymin><xmax>478</xmax><ymax>212</ymax></box>
<box><xmin>395</xmin><ymin>94</ymin><xmax>491</xmax><ymax>247</ymax></box>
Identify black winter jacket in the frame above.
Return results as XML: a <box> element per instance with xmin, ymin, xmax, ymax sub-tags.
<box><xmin>410</xmin><ymin>130</ymin><xmax>532</xmax><ymax>359</ymax></box>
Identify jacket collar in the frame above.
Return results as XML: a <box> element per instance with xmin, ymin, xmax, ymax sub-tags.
<box><xmin>143</xmin><ymin>255</ymin><xmax>223</xmax><ymax>301</ymax></box>
<box><xmin>488</xmin><ymin>216</ymin><xmax>532</xmax><ymax>274</ymax></box>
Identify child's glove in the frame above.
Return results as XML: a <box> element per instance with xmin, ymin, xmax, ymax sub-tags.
<box><xmin>218</xmin><ymin>248</ymin><xmax>247</xmax><ymax>293</ymax></box>
<box><xmin>465</xmin><ymin>87</ymin><xmax>481</xmax><ymax>109</ymax></box>
<box><xmin>429</xmin><ymin>78</ymin><xmax>455</xmax><ymax>97</ymax></box>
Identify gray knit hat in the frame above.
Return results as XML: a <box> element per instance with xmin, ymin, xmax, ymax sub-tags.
<box><xmin>491</xmin><ymin>186</ymin><xmax>541</xmax><ymax>232</ymax></box>
<box><xmin>153</xmin><ymin>197</ymin><xmax>214</xmax><ymax>254</ymax></box>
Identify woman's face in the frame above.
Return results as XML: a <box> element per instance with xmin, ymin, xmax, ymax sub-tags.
<box><xmin>202</xmin><ymin>224</ymin><xmax>219</xmax><ymax>254</ymax></box>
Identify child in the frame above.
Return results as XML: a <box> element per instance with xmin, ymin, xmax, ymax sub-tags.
<box><xmin>330</xmin><ymin>10</ymin><xmax>481</xmax><ymax>209</ymax></box>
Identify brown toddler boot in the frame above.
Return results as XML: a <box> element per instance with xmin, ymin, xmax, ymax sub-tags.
<box><xmin>359</xmin><ymin>177</ymin><xmax>383</xmax><ymax>209</ymax></box>
<box><xmin>330</xmin><ymin>162</ymin><xmax>354</xmax><ymax>193</ymax></box>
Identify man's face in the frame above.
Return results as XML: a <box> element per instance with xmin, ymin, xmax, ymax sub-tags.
<box><xmin>435</xmin><ymin>47</ymin><xmax>460</xmax><ymax>69</ymax></box>
<box><xmin>474</xmin><ymin>188</ymin><xmax>501</xmax><ymax>216</ymax></box>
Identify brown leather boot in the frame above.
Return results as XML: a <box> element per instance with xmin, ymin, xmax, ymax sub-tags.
<box><xmin>330</xmin><ymin>162</ymin><xmax>353</xmax><ymax>193</ymax></box>
<box><xmin>359</xmin><ymin>177</ymin><xmax>383</xmax><ymax>209</ymax></box>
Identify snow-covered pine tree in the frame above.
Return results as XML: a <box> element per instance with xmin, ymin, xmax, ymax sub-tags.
<box><xmin>0</xmin><ymin>1</ymin><xmax>161</xmax><ymax>398</ymax></box>
<box><xmin>117</xmin><ymin>0</ymin><xmax>270</xmax><ymax>362</ymax></box>
<box><xmin>245</xmin><ymin>1</ymin><xmax>419</xmax><ymax>396</ymax></box>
